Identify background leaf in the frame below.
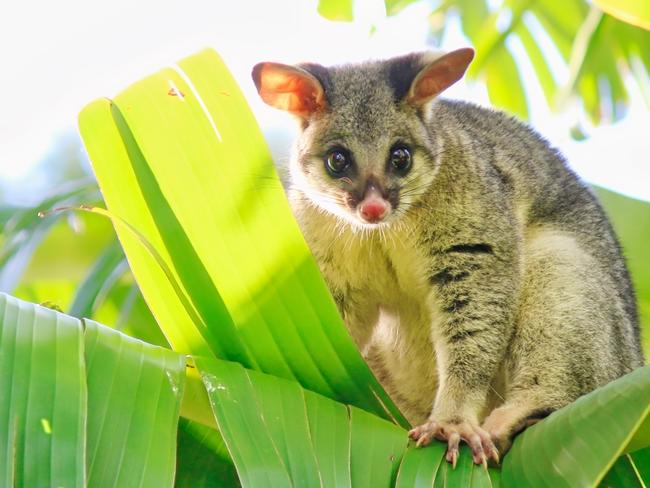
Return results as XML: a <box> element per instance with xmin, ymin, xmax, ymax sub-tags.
<box><xmin>318</xmin><ymin>0</ymin><xmax>354</xmax><ymax>21</ymax></box>
<box><xmin>595</xmin><ymin>186</ymin><xmax>650</xmax><ymax>356</ymax></box>
<box><xmin>0</xmin><ymin>179</ymin><xmax>99</xmax><ymax>293</ymax></box>
<box><xmin>381</xmin><ymin>0</ymin><xmax>650</xmax><ymax>126</ymax></box>
<box><xmin>69</xmin><ymin>237</ymin><xmax>126</xmax><ymax>318</ymax></box>
<box><xmin>515</xmin><ymin>21</ymin><xmax>558</xmax><ymax>106</ymax></box>
<box><xmin>484</xmin><ymin>46</ymin><xmax>529</xmax><ymax>119</ymax></box>
<box><xmin>594</xmin><ymin>0</ymin><xmax>650</xmax><ymax>31</ymax></box>
<box><xmin>385</xmin><ymin>0</ymin><xmax>420</xmax><ymax>16</ymax></box>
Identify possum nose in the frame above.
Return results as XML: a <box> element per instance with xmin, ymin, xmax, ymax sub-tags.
<box><xmin>359</xmin><ymin>199</ymin><xmax>389</xmax><ymax>223</ymax></box>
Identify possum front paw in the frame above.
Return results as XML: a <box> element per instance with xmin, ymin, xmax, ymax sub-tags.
<box><xmin>409</xmin><ymin>418</ymin><xmax>499</xmax><ymax>468</ymax></box>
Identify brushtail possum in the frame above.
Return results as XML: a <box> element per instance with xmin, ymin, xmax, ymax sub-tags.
<box><xmin>252</xmin><ymin>48</ymin><xmax>643</xmax><ymax>466</ymax></box>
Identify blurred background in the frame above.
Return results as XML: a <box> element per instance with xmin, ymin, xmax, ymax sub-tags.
<box><xmin>1</xmin><ymin>0</ymin><xmax>649</xmax><ymax>354</ymax></box>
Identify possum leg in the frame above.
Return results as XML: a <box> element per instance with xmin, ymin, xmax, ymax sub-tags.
<box><xmin>482</xmin><ymin>227</ymin><xmax>637</xmax><ymax>453</ymax></box>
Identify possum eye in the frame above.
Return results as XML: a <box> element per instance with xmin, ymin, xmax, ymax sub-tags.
<box><xmin>325</xmin><ymin>149</ymin><xmax>351</xmax><ymax>177</ymax></box>
<box><xmin>389</xmin><ymin>145</ymin><xmax>412</xmax><ymax>175</ymax></box>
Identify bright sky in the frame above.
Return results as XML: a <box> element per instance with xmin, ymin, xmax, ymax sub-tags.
<box><xmin>1</xmin><ymin>0</ymin><xmax>649</xmax><ymax>202</ymax></box>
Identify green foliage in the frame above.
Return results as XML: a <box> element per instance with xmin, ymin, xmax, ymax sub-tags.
<box><xmin>599</xmin><ymin>452</ymin><xmax>650</xmax><ymax>487</ymax></box>
<box><xmin>318</xmin><ymin>0</ymin><xmax>650</xmax><ymax>126</ymax></box>
<box><xmin>595</xmin><ymin>187</ymin><xmax>650</xmax><ymax>357</ymax></box>
<box><xmin>0</xmin><ymin>179</ymin><xmax>100</xmax><ymax>293</ymax></box>
<box><xmin>0</xmin><ymin>293</ymin><xmax>86</xmax><ymax>487</ymax></box>
<box><xmin>504</xmin><ymin>364</ymin><xmax>650</xmax><ymax>485</ymax></box>
<box><xmin>175</xmin><ymin>419</ymin><xmax>239</xmax><ymax>487</ymax></box>
<box><xmin>594</xmin><ymin>0</ymin><xmax>650</xmax><ymax>30</ymax></box>
<box><xmin>78</xmin><ymin>48</ymin><xmax>405</xmax><ymax>427</ymax></box>
<box><xmin>0</xmin><ymin>293</ymin><xmax>185</xmax><ymax>487</ymax></box>
<box><xmin>68</xmin><ymin>238</ymin><xmax>125</xmax><ymax>318</ymax></box>
<box><xmin>3</xmin><ymin>293</ymin><xmax>649</xmax><ymax>486</ymax></box>
<box><xmin>318</xmin><ymin>0</ymin><xmax>354</xmax><ymax>22</ymax></box>
<box><xmin>84</xmin><ymin>318</ymin><xmax>185</xmax><ymax>486</ymax></box>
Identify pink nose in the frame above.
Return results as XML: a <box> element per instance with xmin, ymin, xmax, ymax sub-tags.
<box><xmin>359</xmin><ymin>200</ymin><xmax>388</xmax><ymax>223</ymax></box>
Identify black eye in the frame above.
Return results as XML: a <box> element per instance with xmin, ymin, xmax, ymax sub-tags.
<box><xmin>390</xmin><ymin>146</ymin><xmax>412</xmax><ymax>175</ymax></box>
<box><xmin>325</xmin><ymin>150</ymin><xmax>351</xmax><ymax>176</ymax></box>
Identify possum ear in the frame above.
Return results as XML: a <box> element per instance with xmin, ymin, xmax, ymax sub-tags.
<box><xmin>252</xmin><ymin>62</ymin><xmax>326</xmax><ymax>118</ymax></box>
<box><xmin>407</xmin><ymin>48</ymin><xmax>474</xmax><ymax>106</ymax></box>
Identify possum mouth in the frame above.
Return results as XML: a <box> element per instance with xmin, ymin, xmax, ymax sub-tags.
<box><xmin>348</xmin><ymin>214</ymin><xmax>395</xmax><ymax>231</ymax></box>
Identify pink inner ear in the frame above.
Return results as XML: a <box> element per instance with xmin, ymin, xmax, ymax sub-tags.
<box><xmin>409</xmin><ymin>48</ymin><xmax>474</xmax><ymax>105</ymax></box>
<box><xmin>257</xmin><ymin>63</ymin><xmax>324</xmax><ymax>117</ymax></box>
<box><xmin>413</xmin><ymin>76</ymin><xmax>447</xmax><ymax>100</ymax></box>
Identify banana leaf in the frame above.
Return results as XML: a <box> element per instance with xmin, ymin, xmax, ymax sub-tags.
<box><xmin>195</xmin><ymin>356</ymin><xmax>499</xmax><ymax>487</ymax></box>
<box><xmin>0</xmin><ymin>293</ymin><xmax>185</xmax><ymax>487</ymax></box>
<box><xmin>78</xmin><ymin>48</ymin><xmax>406</xmax><ymax>427</ymax></box>
<box><xmin>196</xmin><ymin>354</ymin><xmax>650</xmax><ymax>487</ymax></box>
<box><xmin>3</xmin><ymin>289</ymin><xmax>650</xmax><ymax>486</ymax></box>
<box><xmin>175</xmin><ymin>418</ymin><xmax>240</xmax><ymax>487</ymax></box>
<box><xmin>0</xmin><ymin>293</ymin><xmax>86</xmax><ymax>487</ymax></box>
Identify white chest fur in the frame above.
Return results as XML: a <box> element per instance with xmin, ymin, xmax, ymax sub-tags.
<box><xmin>296</xmin><ymin>204</ymin><xmax>441</xmax><ymax>423</ymax></box>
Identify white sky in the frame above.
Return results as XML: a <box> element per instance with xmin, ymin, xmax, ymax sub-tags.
<box><xmin>1</xmin><ymin>0</ymin><xmax>649</xmax><ymax>201</ymax></box>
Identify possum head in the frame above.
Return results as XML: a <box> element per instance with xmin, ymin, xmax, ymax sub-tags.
<box><xmin>252</xmin><ymin>48</ymin><xmax>474</xmax><ymax>228</ymax></box>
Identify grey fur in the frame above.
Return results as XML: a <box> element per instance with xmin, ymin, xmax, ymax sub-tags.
<box><xmin>253</xmin><ymin>52</ymin><xmax>644</xmax><ymax>457</ymax></box>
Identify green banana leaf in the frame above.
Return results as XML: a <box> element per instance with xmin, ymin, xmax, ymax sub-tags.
<box><xmin>78</xmin><ymin>48</ymin><xmax>405</xmax><ymax>427</ymax></box>
<box><xmin>195</xmin><ymin>356</ymin><xmax>499</xmax><ymax>487</ymax></box>
<box><xmin>599</xmin><ymin>450</ymin><xmax>650</xmax><ymax>487</ymax></box>
<box><xmin>0</xmin><ymin>293</ymin><xmax>86</xmax><ymax>487</ymax></box>
<box><xmin>84</xmin><ymin>318</ymin><xmax>185</xmax><ymax>487</ymax></box>
<box><xmin>504</xmin><ymin>365</ymin><xmax>650</xmax><ymax>486</ymax></box>
<box><xmin>0</xmin><ymin>293</ymin><xmax>186</xmax><ymax>487</ymax></box>
<box><xmin>3</xmin><ymin>289</ymin><xmax>650</xmax><ymax>486</ymax></box>
<box><xmin>196</xmin><ymin>353</ymin><xmax>650</xmax><ymax>487</ymax></box>
<box><xmin>175</xmin><ymin>418</ymin><xmax>240</xmax><ymax>487</ymax></box>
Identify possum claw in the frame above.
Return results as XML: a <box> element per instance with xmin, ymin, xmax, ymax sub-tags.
<box><xmin>410</xmin><ymin>418</ymin><xmax>497</xmax><ymax>467</ymax></box>
<box><xmin>446</xmin><ymin>431</ymin><xmax>460</xmax><ymax>468</ymax></box>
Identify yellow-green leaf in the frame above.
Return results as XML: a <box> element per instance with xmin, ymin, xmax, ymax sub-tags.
<box><xmin>318</xmin><ymin>0</ymin><xmax>354</xmax><ymax>21</ymax></box>
<box><xmin>595</xmin><ymin>0</ymin><xmax>650</xmax><ymax>30</ymax></box>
